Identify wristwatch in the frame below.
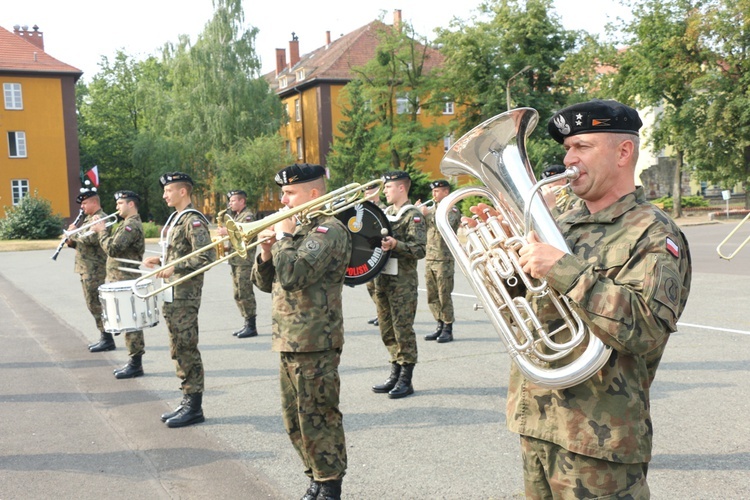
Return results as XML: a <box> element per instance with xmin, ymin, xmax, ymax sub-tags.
<box><xmin>276</xmin><ymin>231</ymin><xmax>293</xmax><ymax>241</ymax></box>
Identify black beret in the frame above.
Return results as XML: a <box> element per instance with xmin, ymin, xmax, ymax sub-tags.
<box><xmin>548</xmin><ymin>99</ymin><xmax>642</xmax><ymax>144</ymax></box>
<box><xmin>275</xmin><ymin>163</ymin><xmax>327</xmax><ymax>186</ymax></box>
<box><xmin>227</xmin><ymin>190</ymin><xmax>247</xmax><ymax>198</ymax></box>
<box><xmin>114</xmin><ymin>190</ymin><xmax>140</xmax><ymax>202</ymax></box>
<box><xmin>76</xmin><ymin>184</ymin><xmax>99</xmax><ymax>204</ymax></box>
<box><xmin>541</xmin><ymin>165</ymin><xmax>566</xmax><ymax>179</ymax></box>
<box><xmin>159</xmin><ymin>171</ymin><xmax>193</xmax><ymax>188</ymax></box>
<box><xmin>382</xmin><ymin>170</ymin><xmax>410</xmax><ymax>183</ymax></box>
<box><xmin>429</xmin><ymin>179</ymin><xmax>450</xmax><ymax>189</ymax></box>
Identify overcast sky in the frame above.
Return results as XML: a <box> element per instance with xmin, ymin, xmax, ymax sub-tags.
<box><xmin>4</xmin><ymin>0</ymin><xmax>631</xmax><ymax>80</ymax></box>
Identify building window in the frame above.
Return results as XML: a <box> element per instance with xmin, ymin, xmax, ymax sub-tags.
<box><xmin>3</xmin><ymin>83</ymin><xmax>23</xmax><ymax>110</ymax></box>
<box><xmin>284</xmin><ymin>103</ymin><xmax>290</xmax><ymax>124</ymax></box>
<box><xmin>285</xmin><ymin>140</ymin><xmax>291</xmax><ymax>154</ymax></box>
<box><xmin>296</xmin><ymin>137</ymin><xmax>304</xmax><ymax>160</ymax></box>
<box><xmin>396</xmin><ymin>93</ymin><xmax>419</xmax><ymax>114</ymax></box>
<box><xmin>279</xmin><ymin>76</ymin><xmax>288</xmax><ymax>89</ymax></box>
<box><xmin>443</xmin><ymin>101</ymin><xmax>455</xmax><ymax>115</ymax></box>
<box><xmin>8</xmin><ymin>131</ymin><xmax>27</xmax><ymax>158</ymax></box>
<box><xmin>296</xmin><ymin>68</ymin><xmax>306</xmax><ymax>81</ymax></box>
<box><xmin>443</xmin><ymin>133</ymin><xmax>455</xmax><ymax>152</ymax></box>
<box><xmin>11</xmin><ymin>179</ymin><xmax>29</xmax><ymax>205</ymax></box>
<box><xmin>295</xmin><ymin>99</ymin><xmax>301</xmax><ymax>121</ymax></box>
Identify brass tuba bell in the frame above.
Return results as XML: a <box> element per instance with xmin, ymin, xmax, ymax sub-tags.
<box><xmin>435</xmin><ymin>108</ymin><xmax>611</xmax><ymax>389</ymax></box>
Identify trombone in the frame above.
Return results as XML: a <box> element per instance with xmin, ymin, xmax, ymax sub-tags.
<box><xmin>63</xmin><ymin>212</ymin><xmax>119</xmax><ymax>238</ymax></box>
<box><xmin>716</xmin><ymin>212</ymin><xmax>750</xmax><ymax>260</ymax></box>
<box><xmin>131</xmin><ymin>179</ymin><xmax>384</xmax><ymax>299</ymax></box>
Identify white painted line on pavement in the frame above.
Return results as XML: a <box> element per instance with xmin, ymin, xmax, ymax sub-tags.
<box><xmin>677</xmin><ymin>322</ymin><xmax>750</xmax><ymax>336</ymax></box>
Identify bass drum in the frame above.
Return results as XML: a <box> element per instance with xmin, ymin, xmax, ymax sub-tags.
<box><xmin>336</xmin><ymin>200</ymin><xmax>391</xmax><ymax>285</ymax></box>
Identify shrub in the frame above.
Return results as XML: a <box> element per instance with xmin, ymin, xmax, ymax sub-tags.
<box><xmin>652</xmin><ymin>195</ymin><xmax>710</xmax><ymax>210</ymax></box>
<box><xmin>142</xmin><ymin>222</ymin><xmax>161</xmax><ymax>239</ymax></box>
<box><xmin>0</xmin><ymin>191</ymin><xmax>64</xmax><ymax>240</ymax></box>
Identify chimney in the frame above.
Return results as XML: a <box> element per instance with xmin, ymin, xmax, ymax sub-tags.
<box><xmin>393</xmin><ymin>9</ymin><xmax>402</xmax><ymax>30</ymax></box>
<box><xmin>325</xmin><ymin>30</ymin><xmax>331</xmax><ymax>46</ymax></box>
<box><xmin>275</xmin><ymin>48</ymin><xmax>287</xmax><ymax>76</ymax></box>
<box><xmin>13</xmin><ymin>24</ymin><xmax>45</xmax><ymax>50</ymax></box>
<box><xmin>289</xmin><ymin>33</ymin><xmax>300</xmax><ymax>69</ymax></box>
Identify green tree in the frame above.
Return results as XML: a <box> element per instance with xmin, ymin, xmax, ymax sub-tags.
<box><xmin>608</xmin><ymin>0</ymin><xmax>707</xmax><ymax>217</ymax></box>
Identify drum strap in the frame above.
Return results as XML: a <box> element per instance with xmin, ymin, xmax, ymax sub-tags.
<box><xmin>159</xmin><ymin>209</ymin><xmax>211</xmax><ymax>263</ymax></box>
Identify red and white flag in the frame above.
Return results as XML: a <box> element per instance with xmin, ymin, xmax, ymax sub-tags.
<box><xmin>85</xmin><ymin>166</ymin><xmax>100</xmax><ymax>187</ymax></box>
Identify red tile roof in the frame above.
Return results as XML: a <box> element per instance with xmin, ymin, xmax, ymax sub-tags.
<box><xmin>0</xmin><ymin>25</ymin><xmax>82</xmax><ymax>76</ymax></box>
<box><xmin>266</xmin><ymin>20</ymin><xmax>444</xmax><ymax>94</ymax></box>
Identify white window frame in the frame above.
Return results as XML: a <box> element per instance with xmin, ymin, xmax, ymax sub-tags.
<box><xmin>11</xmin><ymin>179</ymin><xmax>29</xmax><ymax>205</ymax></box>
<box><xmin>443</xmin><ymin>101</ymin><xmax>455</xmax><ymax>115</ymax></box>
<box><xmin>279</xmin><ymin>76</ymin><xmax>288</xmax><ymax>89</ymax></box>
<box><xmin>296</xmin><ymin>137</ymin><xmax>304</xmax><ymax>160</ymax></box>
<box><xmin>294</xmin><ymin>99</ymin><xmax>301</xmax><ymax>122</ymax></box>
<box><xmin>4</xmin><ymin>83</ymin><xmax>23</xmax><ymax>110</ymax></box>
<box><xmin>296</xmin><ymin>68</ymin><xmax>306</xmax><ymax>81</ymax></box>
<box><xmin>8</xmin><ymin>131</ymin><xmax>27</xmax><ymax>158</ymax></box>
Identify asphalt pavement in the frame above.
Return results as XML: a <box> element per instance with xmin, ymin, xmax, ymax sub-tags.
<box><xmin>0</xmin><ymin>220</ymin><xmax>749</xmax><ymax>499</ymax></box>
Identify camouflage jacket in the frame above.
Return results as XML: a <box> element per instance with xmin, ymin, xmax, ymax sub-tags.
<box><xmin>163</xmin><ymin>204</ymin><xmax>215</xmax><ymax>300</ymax></box>
<box><xmin>99</xmin><ymin>213</ymin><xmax>145</xmax><ymax>282</ymax></box>
<box><xmin>379</xmin><ymin>203</ymin><xmax>426</xmax><ymax>278</ymax></box>
<box><xmin>506</xmin><ymin>187</ymin><xmax>692</xmax><ymax>464</ymax></box>
<box><xmin>227</xmin><ymin>206</ymin><xmax>255</xmax><ymax>267</ymax></box>
<box><xmin>70</xmin><ymin>209</ymin><xmax>108</xmax><ymax>277</ymax></box>
<box><xmin>252</xmin><ymin>214</ymin><xmax>352</xmax><ymax>353</ymax></box>
<box><xmin>424</xmin><ymin>201</ymin><xmax>461</xmax><ymax>262</ymax></box>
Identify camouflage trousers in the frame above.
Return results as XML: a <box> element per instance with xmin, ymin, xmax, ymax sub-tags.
<box><xmin>80</xmin><ymin>273</ymin><xmax>106</xmax><ymax>332</ymax></box>
<box><xmin>520</xmin><ymin>435</ymin><xmax>650</xmax><ymax>499</ymax></box>
<box><xmin>124</xmin><ymin>330</ymin><xmax>145</xmax><ymax>357</ymax></box>
<box><xmin>231</xmin><ymin>264</ymin><xmax>256</xmax><ymax>318</ymax></box>
<box><xmin>163</xmin><ymin>300</ymin><xmax>204</xmax><ymax>394</ymax></box>
<box><xmin>280</xmin><ymin>349</ymin><xmax>347</xmax><ymax>482</ymax></box>
<box><xmin>373</xmin><ymin>273</ymin><xmax>418</xmax><ymax>365</ymax></box>
<box><xmin>425</xmin><ymin>259</ymin><xmax>455</xmax><ymax>324</ymax></box>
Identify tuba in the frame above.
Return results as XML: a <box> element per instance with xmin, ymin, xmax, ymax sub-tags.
<box><xmin>436</xmin><ymin>108</ymin><xmax>611</xmax><ymax>389</ymax></box>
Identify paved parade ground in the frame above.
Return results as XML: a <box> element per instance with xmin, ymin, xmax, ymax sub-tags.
<box><xmin>1</xmin><ymin>220</ymin><xmax>749</xmax><ymax>499</ymax></box>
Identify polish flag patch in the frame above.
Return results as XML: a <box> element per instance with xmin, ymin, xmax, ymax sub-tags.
<box><xmin>666</xmin><ymin>237</ymin><xmax>679</xmax><ymax>258</ymax></box>
<box><xmin>124</xmin><ymin>226</ymin><xmax>132</xmax><ymax>232</ymax></box>
<box><xmin>316</xmin><ymin>226</ymin><xmax>329</xmax><ymax>233</ymax></box>
<box><xmin>192</xmin><ymin>220</ymin><xmax>202</xmax><ymax>228</ymax></box>
<box><xmin>413</xmin><ymin>216</ymin><xmax>422</xmax><ymax>223</ymax></box>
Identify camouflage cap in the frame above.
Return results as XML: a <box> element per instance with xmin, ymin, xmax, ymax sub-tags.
<box><xmin>275</xmin><ymin>164</ymin><xmax>326</xmax><ymax>186</ymax></box>
<box><xmin>159</xmin><ymin>171</ymin><xmax>193</xmax><ymax>188</ymax></box>
<box><xmin>114</xmin><ymin>190</ymin><xmax>140</xmax><ymax>202</ymax></box>
<box><xmin>548</xmin><ymin>99</ymin><xmax>642</xmax><ymax>144</ymax></box>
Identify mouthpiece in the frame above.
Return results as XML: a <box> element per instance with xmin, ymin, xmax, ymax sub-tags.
<box><xmin>566</xmin><ymin>166</ymin><xmax>580</xmax><ymax>180</ymax></box>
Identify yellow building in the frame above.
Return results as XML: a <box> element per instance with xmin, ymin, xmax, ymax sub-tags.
<box><xmin>0</xmin><ymin>25</ymin><xmax>82</xmax><ymax>221</ymax></box>
<box><xmin>262</xmin><ymin>11</ymin><xmax>455</xmax><ymax>210</ymax></box>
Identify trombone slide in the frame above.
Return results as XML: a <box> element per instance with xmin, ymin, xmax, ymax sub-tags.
<box><xmin>716</xmin><ymin>211</ymin><xmax>750</xmax><ymax>260</ymax></box>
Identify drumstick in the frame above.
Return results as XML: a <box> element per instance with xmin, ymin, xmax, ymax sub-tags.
<box><xmin>117</xmin><ymin>267</ymin><xmax>150</xmax><ymax>274</ymax></box>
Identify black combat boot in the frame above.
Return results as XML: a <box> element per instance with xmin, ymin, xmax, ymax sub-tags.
<box><xmin>166</xmin><ymin>393</ymin><xmax>205</xmax><ymax>428</ymax></box>
<box><xmin>367</xmin><ymin>317</ymin><xmax>378</xmax><ymax>325</ymax></box>
<box><xmin>89</xmin><ymin>331</ymin><xmax>116</xmax><ymax>352</ymax></box>
<box><xmin>424</xmin><ymin>320</ymin><xmax>444</xmax><ymax>341</ymax></box>
<box><xmin>388</xmin><ymin>363</ymin><xmax>414</xmax><ymax>399</ymax></box>
<box><xmin>371</xmin><ymin>362</ymin><xmax>401</xmax><ymax>393</ymax></box>
<box><xmin>436</xmin><ymin>322</ymin><xmax>454</xmax><ymax>343</ymax></box>
<box><xmin>114</xmin><ymin>355</ymin><xmax>144</xmax><ymax>379</ymax></box>
<box><xmin>316</xmin><ymin>479</ymin><xmax>342</xmax><ymax>500</ymax></box>
<box><xmin>160</xmin><ymin>395</ymin><xmax>189</xmax><ymax>422</ymax></box>
<box><xmin>300</xmin><ymin>478</ymin><xmax>321</xmax><ymax>500</ymax></box>
<box><xmin>236</xmin><ymin>316</ymin><xmax>258</xmax><ymax>338</ymax></box>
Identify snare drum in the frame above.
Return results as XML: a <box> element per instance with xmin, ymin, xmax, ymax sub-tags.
<box><xmin>99</xmin><ymin>279</ymin><xmax>161</xmax><ymax>333</ymax></box>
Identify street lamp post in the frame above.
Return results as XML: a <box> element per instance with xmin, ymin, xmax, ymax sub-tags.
<box><xmin>506</xmin><ymin>65</ymin><xmax>532</xmax><ymax>111</ymax></box>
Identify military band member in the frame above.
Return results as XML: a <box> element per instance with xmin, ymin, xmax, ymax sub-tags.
<box><xmin>66</xmin><ymin>183</ymin><xmax>112</xmax><ymax>352</ymax></box>
<box><xmin>216</xmin><ymin>189</ymin><xmax>258</xmax><ymax>338</ymax></box>
<box><xmin>470</xmin><ymin>100</ymin><xmax>692</xmax><ymax>498</ymax></box>
<box><xmin>252</xmin><ymin>163</ymin><xmax>351</xmax><ymax>500</ymax></box>
<box><xmin>92</xmin><ymin>190</ymin><xmax>146</xmax><ymax>378</ymax></box>
<box><xmin>420</xmin><ymin>179</ymin><xmax>461</xmax><ymax>343</ymax></box>
<box><xmin>371</xmin><ymin>170</ymin><xmax>426</xmax><ymax>399</ymax></box>
<box><xmin>143</xmin><ymin>172</ymin><xmax>215</xmax><ymax>428</ymax></box>
<box><xmin>364</xmin><ymin>182</ymin><xmax>386</xmax><ymax>327</ymax></box>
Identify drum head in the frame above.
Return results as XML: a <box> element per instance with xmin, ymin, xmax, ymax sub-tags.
<box><xmin>336</xmin><ymin>201</ymin><xmax>391</xmax><ymax>285</ymax></box>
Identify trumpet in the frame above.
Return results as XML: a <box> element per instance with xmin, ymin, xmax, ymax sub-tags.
<box><xmin>716</xmin><ymin>212</ymin><xmax>750</xmax><ymax>260</ymax></box>
<box><xmin>63</xmin><ymin>212</ymin><xmax>119</xmax><ymax>238</ymax></box>
<box><xmin>416</xmin><ymin>198</ymin><xmax>436</xmax><ymax>210</ymax></box>
<box><xmin>131</xmin><ymin>179</ymin><xmax>384</xmax><ymax>299</ymax></box>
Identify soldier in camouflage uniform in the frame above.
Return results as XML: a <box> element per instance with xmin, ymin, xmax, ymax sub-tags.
<box><xmin>420</xmin><ymin>179</ymin><xmax>462</xmax><ymax>343</ymax></box>
<box><xmin>364</xmin><ymin>183</ymin><xmax>386</xmax><ymax>326</ymax></box>
<box><xmin>216</xmin><ymin>190</ymin><xmax>258</xmax><ymax>338</ymax></box>
<box><xmin>92</xmin><ymin>190</ymin><xmax>146</xmax><ymax>379</ymax></box>
<box><xmin>252</xmin><ymin>163</ymin><xmax>351</xmax><ymax>500</ymax></box>
<box><xmin>143</xmin><ymin>172</ymin><xmax>215</xmax><ymax>429</ymax></box>
<box><xmin>470</xmin><ymin>100</ymin><xmax>692</xmax><ymax>498</ymax></box>
<box><xmin>371</xmin><ymin>170</ymin><xmax>426</xmax><ymax>399</ymax></box>
<box><xmin>66</xmin><ymin>185</ymin><xmax>112</xmax><ymax>352</ymax></box>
